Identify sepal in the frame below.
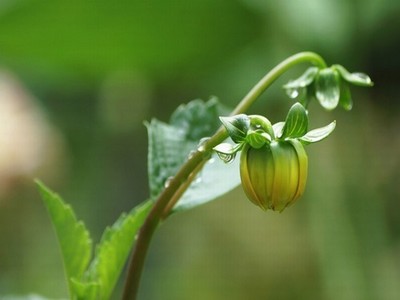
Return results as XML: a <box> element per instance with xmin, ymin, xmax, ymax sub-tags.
<box><xmin>219</xmin><ymin>114</ymin><xmax>250</xmax><ymax>143</ymax></box>
<box><xmin>281</xmin><ymin>103</ymin><xmax>309</xmax><ymax>139</ymax></box>
<box><xmin>315</xmin><ymin>68</ymin><xmax>341</xmax><ymax>110</ymax></box>
<box><xmin>284</xmin><ymin>67</ymin><xmax>318</xmax><ymax>93</ymax></box>
<box><xmin>299</xmin><ymin>121</ymin><xmax>336</xmax><ymax>145</ymax></box>
<box><xmin>333</xmin><ymin>64</ymin><xmax>374</xmax><ymax>87</ymax></box>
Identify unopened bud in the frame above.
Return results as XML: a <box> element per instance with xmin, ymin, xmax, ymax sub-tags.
<box><xmin>239</xmin><ymin>140</ymin><xmax>308</xmax><ymax>212</ymax></box>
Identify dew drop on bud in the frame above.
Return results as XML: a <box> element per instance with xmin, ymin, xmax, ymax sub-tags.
<box><xmin>216</xmin><ymin>151</ymin><xmax>236</xmax><ymax>164</ymax></box>
<box><xmin>287</xmin><ymin>88</ymin><xmax>299</xmax><ymax>99</ymax></box>
<box><xmin>207</xmin><ymin>157</ymin><xmax>215</xmax><ymax>164</ymax></box>
<box><xmin>193</xmin><ymin>176</ymin><xmax>202</xmax><ymax>184</ymax></box>
<box><xmin>164</xmin><ymin>176</ymin><xmax>174</xmax><ymax>188</ymax></box>
<box><xmin>352</xmin><ymin>72</ymin><xmax>372</xmax><ymax>85</ymax></box>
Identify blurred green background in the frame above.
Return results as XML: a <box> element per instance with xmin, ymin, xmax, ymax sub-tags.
<box><xmin>0</xmin><ymin>0</ymin><xmax>399</xmax><ymax>299</ymax></box>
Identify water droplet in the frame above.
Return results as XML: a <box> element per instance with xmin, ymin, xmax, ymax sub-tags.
<box><xmin>287</xmin><ymin>88</ymin><xmax>299</xmax><ymax>99</ymax></box>
<box><xmin>164</xmin><ymin>176</ymin><xmax>174</xmax><ymax>188</ymax></box>
<box><xmin>187</xmin><ymin>150</ymin><xmax>196</xmax><ymax>160</ymax></box>
<box><xmin>207</xmin><ymin>157</ymin><xmax>215</xmax><ymax>164</ymax></box>
<box><xmin>352</xmin><ymin>73</ymin><xmax>372</xmax><ymax>84</ymax></box>
<box><xmin>193</xmin><ymin>176</ymin><xmax>202</xmax><ymax>184</ymax></box>
<box><xmin>216</xmin><ymin>151</ymin><xmax>236</xmax><ymax>164</ymax></box>
<box><xmin>197</xmin><ymin>137</ymin><xmax>210</xmax><ymax>152</ymax></box>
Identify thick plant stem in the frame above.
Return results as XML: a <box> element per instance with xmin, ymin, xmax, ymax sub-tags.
<box><xmin>122</xmin><ymin>52</ymin><xmax>326</xmax><ymax>300</ymax></box>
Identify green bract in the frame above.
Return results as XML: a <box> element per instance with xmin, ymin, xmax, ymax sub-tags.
<box><xmin>283</xmin><ymin>65</ymin><xmax>373</xmax><ymax>110</ymax></box>
<box><xmin>214</xmin><ymin>103</ymin><xmax>336</xmax><ymax>212</ymax></box>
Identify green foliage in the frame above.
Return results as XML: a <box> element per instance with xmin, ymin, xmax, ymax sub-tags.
<box><xmin>85</xmin><ymin>201</ymin><xmax>152</xmax><ymax>300</ymax></box>
<box><xmin>0</xmin><ymin>0</ymin><xmax>258</xmax><ymax>76</ymax></box>
<box><xmin>37</xmin><ymin>181</ymin><xmax>153</xmax><ymax>300</ymax></box>
<box><xmin>147</xmin><ymin>97</ymin><xmax>241</xmax><ymax>212</ymax></box>
<box><xmin>36</xmin><ymin>181</ymin><xmax>92</xmax><ymax>298</ymax></box>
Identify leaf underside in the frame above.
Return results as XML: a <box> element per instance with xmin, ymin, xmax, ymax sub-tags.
<box><xmin>147</xmin><ymin>97</ymin><xmax>241</xmax><ymax>212</ymax></box>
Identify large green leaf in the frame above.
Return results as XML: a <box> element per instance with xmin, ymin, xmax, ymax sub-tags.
<box><xmin>174</xmin><ymin>153</ymin><xmax>240</xmax><ymax>212</ymax></box>
<box><xmin>36</xmin><ymin>181</ymin><xmax>93</xmax><ymax>299</ymax></box>
<box><xmin>147</xmin><ymin>98</ymin><xmax>241</xmax><ymax>212</ymax></box>
<box><xmin>85</xmin><ymin>200</ymin><xmax>153</xmax><ymax>300</ymax></box>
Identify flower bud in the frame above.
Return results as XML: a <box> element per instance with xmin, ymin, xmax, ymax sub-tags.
<box><xmin>240</xmin><ymin>139</ymin><xmax>308</xmax><ymax>212</ymax></box>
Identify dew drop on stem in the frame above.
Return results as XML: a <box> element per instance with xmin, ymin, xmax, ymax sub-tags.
<box><xmin>197</xmin><ymin>137</ymin><xmax>211</xmax><ymax>152</ymax></box>
<box><xmin>187</xmin><ymin>150</ymin><xmax>196</xmax><ymax>160</ymax></box>
<box><xmin>164</xmin><ymin>176</ymin><xmax>174</xmax><ymax>188</ymax></box>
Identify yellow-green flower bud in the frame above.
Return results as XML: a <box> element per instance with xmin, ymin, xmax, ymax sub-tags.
<box><xmin>214</xmin><ymin>104</ymin><xmax>335</xmax><ymax>212</ymax></box>
<box><xmin>240</xmin><ymin>139</ymin><xmax>308</xmax><ymax>212</ymax></box>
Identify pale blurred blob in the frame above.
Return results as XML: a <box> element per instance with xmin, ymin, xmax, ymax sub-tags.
<box><xmin>0</xmin><ymin>70</ymin><xmax>64</xmax><ymax>199</ymax></box>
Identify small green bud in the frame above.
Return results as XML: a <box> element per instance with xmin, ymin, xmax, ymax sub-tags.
<box><xmin>215</xmin><ymin>103</ymin><xmax>335</xmax><ymax>212</ymax></box>
<box><xmin>283</xmin><ymin>65</ymin><xmax>373</xmax><ymax>110</ymax></box>
<box><xmin>240</xmin><ymin>140</ymin><xmax>308</xmax><ymax>212</ymax></box>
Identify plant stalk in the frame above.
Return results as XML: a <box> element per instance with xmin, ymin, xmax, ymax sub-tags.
<box><xmin>122</xmin><ymin>51</ymin><xmax>326</xmax><ymax>300</ymax></box>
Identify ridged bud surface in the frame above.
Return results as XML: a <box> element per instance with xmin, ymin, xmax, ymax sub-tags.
<box><xmin>240</xmin><ymin>140</ymin><xmax>308</xmax><ymax>212</ymax></box>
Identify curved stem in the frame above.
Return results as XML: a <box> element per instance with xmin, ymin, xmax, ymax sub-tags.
<box><xmin>122</xmin><ymin>51</ymin><xmax>326</xmax><ymax>300</ymax></box>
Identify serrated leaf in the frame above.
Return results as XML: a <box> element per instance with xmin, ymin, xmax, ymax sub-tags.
<box><xmin>36</xmin><ymin>181</ymin><xmax>93</xmax><ymax>299</ymax></box>
<box><xmin>148</xmin><ymin>98</ymin><xmax>241</xmax><ymax>212</ymax></box>
<box><xmin>85</xmin><ymin>200</ymin><xmax>152</xmax><ymax>300</ymax></box>
<box><xmin>333</xmin><ymin>64</ymin><xmax>374</xmax><ymax>87</ymax></box>
<box><xmin>148</xmin><ymin>98</ymin><xmax>228</xmax><ymax>199</ymax></box>
<box><xmin>170</xmin><ymin>97</ymin><xmax>227</xmax><ymax>140</ymax></box>
<box><xmin>147</xmin><ymin>120</ymin><xmax>192</xmax><ymax>199</ymax></box>
<box><xmin>299</xmin><ymin>121</ymin><xmax>336</xmax><ymax>145</ymax></box>
<box><xmin>281</xmin><ymin>103</ymin><xmax>309</xmax><ymax>139</ymax></box>
<box><xmin>315</xmin><ymin>68</ymin><xmax>340</xmax><ymax>110</ymax></box>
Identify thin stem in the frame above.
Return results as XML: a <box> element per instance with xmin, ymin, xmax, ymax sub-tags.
<box><xmin>161</xmin><ymin>159</ymin><xmax>208</xmax><ymax>218</ymax></box>
<box><xmin>122</xmin><ymin>51</ymin><xmax>326</xmax><ymax>300</ymax></box>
